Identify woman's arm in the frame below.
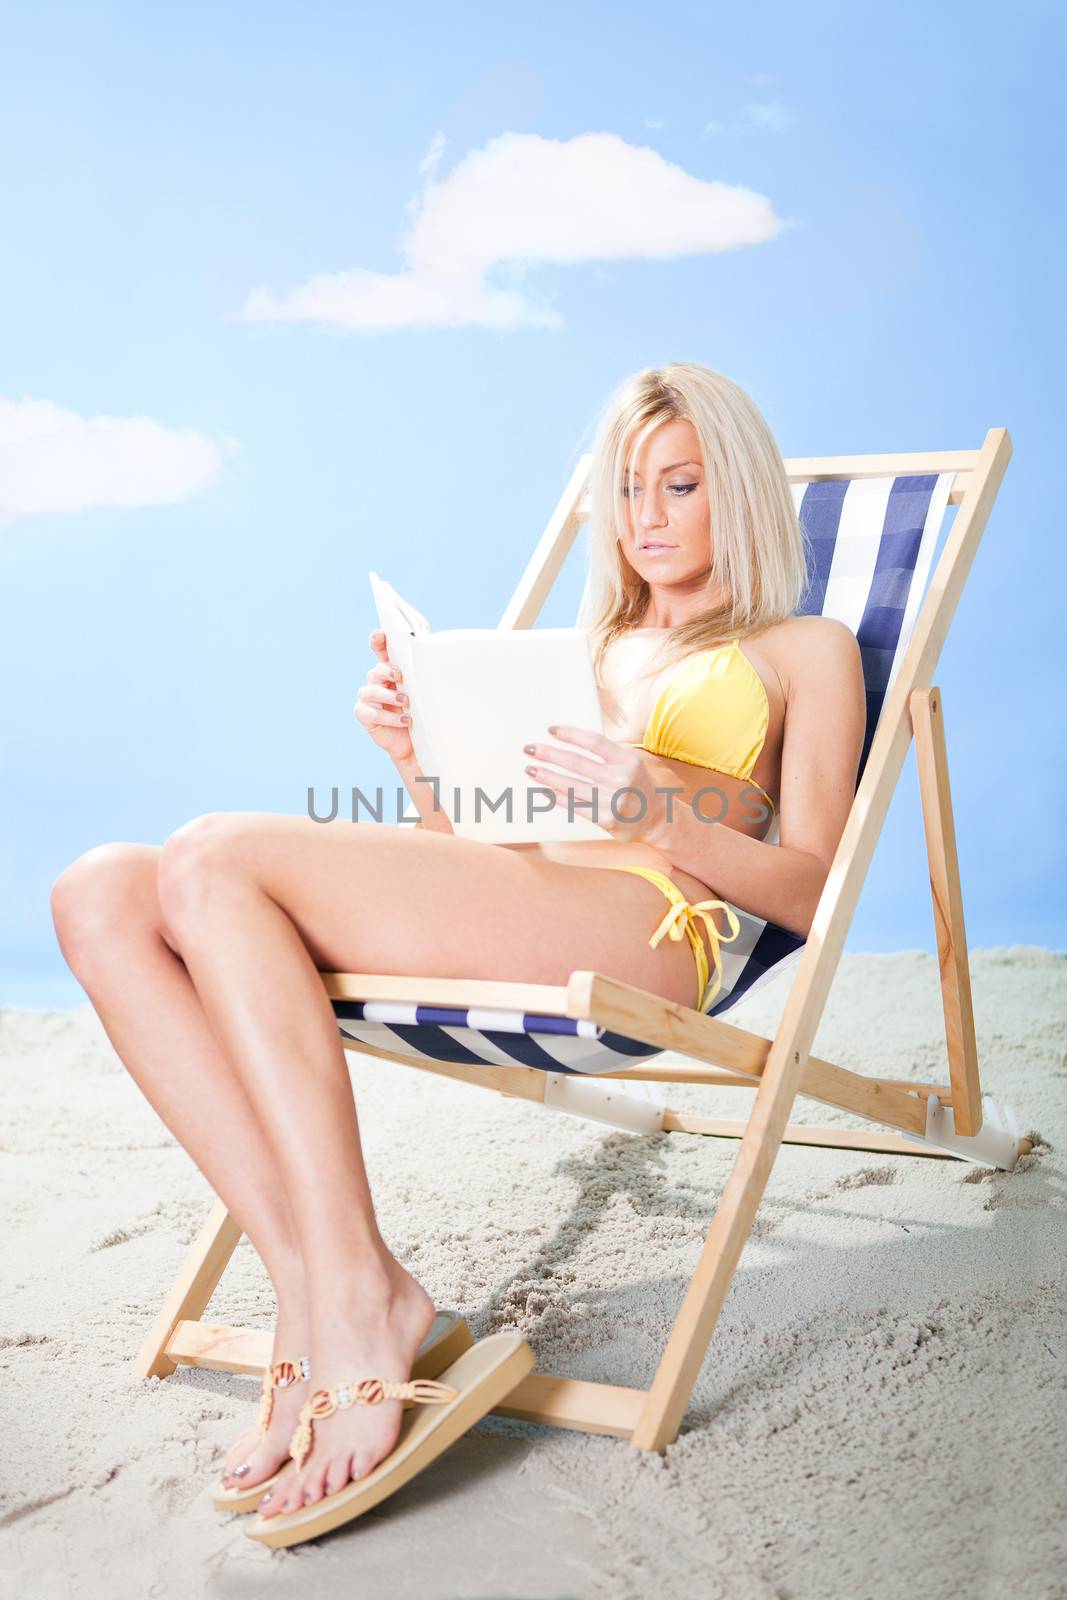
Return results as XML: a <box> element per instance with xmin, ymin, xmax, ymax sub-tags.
<box><xmin>647</xmin><ymin>618</ymin><xmax>867</xmax><ymax>938</ymax></box>
<box><xmin>356</xmin><ymin>628</ymin><xmax>455</xmax><ymax>835</ymax></box>
<box><xmin>393</xmin><ymin>752</ymin><xmax>455</xmax><ymax>834</ymax></box>
<box><xmin>647</xmin><ymin>807</ymin><xmax>830</xmax><ymax>940</ymax></box>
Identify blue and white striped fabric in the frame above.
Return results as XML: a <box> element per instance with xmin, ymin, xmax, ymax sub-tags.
<box><xmin>335</xmin><ymin>472</ymin><xmax>955</xmax><ymax>1075</ymax></box>
<box><xmin>334</xmin><ymin>999</ymin><xmax>662</xmax><ymax>1073</ymax></box>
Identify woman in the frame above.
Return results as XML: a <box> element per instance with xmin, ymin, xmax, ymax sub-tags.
<box><xmin>50</xmin><ymin>362</ymin><xmax>866</xmax><ymax>1522</ymax></box>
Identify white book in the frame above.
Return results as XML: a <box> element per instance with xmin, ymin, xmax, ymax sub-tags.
<box><xmin>369</xmin><ymin>572</ymin><xmax>610</xmax><ymax>843</ymax></box>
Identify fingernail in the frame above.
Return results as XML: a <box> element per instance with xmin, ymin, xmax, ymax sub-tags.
<box><xmin>401</xmin><ymin>714</ymin><xmax>411</xmax><ymax>723</ymax></box>
<box><xmin>522</xmin><ymin>744</ymin><xmax>535</xmax><ymax>755</ymax></box>
<box><xmin>547</xmin><ymin>724</ymin><xmax>560</xmax><ymax>736</ymax></box>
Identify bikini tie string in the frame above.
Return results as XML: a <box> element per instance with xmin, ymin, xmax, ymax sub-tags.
<box><xmin>646</xmin><ymin>896</ymin><xmax>742</xmax><ymax>1009</ymax></box>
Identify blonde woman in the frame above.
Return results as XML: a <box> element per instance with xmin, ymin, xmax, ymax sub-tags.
<box><xmin>50</xmin><ymin>362</ymin><xmax>866</xmax><ymax>1534</ymax></box>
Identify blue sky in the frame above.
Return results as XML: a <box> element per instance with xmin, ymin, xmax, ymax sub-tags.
<box><xmin>2</xmin><ymin>0</ymin><xmax>1063</xmax><ymax>1006</ymax></box>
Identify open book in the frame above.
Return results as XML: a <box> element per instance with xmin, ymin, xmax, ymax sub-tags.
<box><xmin>369</xmin><ymin>572</ymin><xmax>610</xmax><ymax>843</ymax></box>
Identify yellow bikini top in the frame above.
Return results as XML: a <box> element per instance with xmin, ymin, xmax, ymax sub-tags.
<box><xmin>599</xmin><ymin>629</ymin><xmax>776</xmax><ymax>819</ymax></box>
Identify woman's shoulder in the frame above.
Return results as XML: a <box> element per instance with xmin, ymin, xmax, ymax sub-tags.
<box><xmin>747</xmin><ymin>615</ymin><xmax>861</xmax><ymax>699</ymax></box>
<box><xmin>748</xmin><ymin>613</ymin><xmax>855</xmax><ymax>646</ymax></box>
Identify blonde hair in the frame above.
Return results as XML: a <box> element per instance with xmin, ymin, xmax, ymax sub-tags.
<box><xmin>578</xmin><ymin>362</ymin><xmax>812</xmax><ymax>687</ymax></box>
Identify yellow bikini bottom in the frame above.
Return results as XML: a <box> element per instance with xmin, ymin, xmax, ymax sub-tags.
<box><xmin>604</xmin><ymin>864</ymin><xmax>742</xmax><ymax>1012</ymax></box>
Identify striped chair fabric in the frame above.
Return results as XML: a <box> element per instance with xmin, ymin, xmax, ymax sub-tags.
<box><xmin>334</xmin><ymin>472</ymin><xmax>955</xmax><ymax>1074</ymax></box>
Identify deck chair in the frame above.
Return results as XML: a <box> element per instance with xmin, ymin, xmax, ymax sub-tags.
<box><xmin>137</xmin><ymin>427</ymin><xmax>1031</xmax><ymax>1454</ymax></box>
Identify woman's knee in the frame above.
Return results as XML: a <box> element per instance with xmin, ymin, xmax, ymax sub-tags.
<box><xmin>156</xmin><ymin>813</ymin><xmax>249</xmax><ymax>932</ymax></box>
<box><xmin>50</xmin><ymin>843</ymin><xmax>162</xmax><ymax>969</ymax></box>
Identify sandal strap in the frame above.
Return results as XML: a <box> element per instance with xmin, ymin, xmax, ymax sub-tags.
<box><xmin>288</xmin><ymin>1377</ymin><xmax>459</xmax><ymax>1470</ymax></box>
<box><xmin>256</xmin><ymin>1354</ymin><xmax>312</xmax><ymax>1435</ymax></box>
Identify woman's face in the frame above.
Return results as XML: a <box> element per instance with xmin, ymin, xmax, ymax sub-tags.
<box><xmin>618</xmin><ymin>417</ymin><xmax>711</xmax><ymax>586</ymax></box>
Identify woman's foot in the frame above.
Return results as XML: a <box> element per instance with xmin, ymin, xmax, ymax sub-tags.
<box><xmin>220</xmin><ymin>1296</ymin><xmax>312</xmax><ymax>1493</ymax></box>
<box><xmin>259</xmin><ymin>1256</ymin><xmax>436</xmax><ymax>1517</ymax></box>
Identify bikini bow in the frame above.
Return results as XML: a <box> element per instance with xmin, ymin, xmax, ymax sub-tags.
<box><xmin>647</xmin><ymin>896</ymin><xmax>742</xmax><ymax>1008</ymax></box>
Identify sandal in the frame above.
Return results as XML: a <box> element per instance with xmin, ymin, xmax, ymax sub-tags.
<box><xmin>246</xmin><ymin>1330</ymin><xmax>535</xmax><ymax>1549</ymax></box>
<box><xmin>211</xmin><ymin>1355</ymin><xmax>311</xmax><ymax>1512</ymax></box>
<box><xmin>212</xmin><ymin>1309</ymin><xmax>473</xmax><ymax>1514</ymax></box>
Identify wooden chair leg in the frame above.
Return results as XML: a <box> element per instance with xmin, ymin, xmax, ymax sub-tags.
<box><xmin>134</xmin><ymin>1198</ymin><xmax>243</xmax><ymax>1378</ymax></box>
<box><xmin>911</xmin><ymin>686</ymin><xmax>983</xmax><ymax>1136</ymax></box>
<box><xmin>629</xmin><ymin>1028</ymin><xmax>811</xmax><ymax>1452</ymax></box>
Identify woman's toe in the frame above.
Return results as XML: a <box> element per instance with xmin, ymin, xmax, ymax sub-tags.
<box><xmin>323</xmin><ymin>1452</ymin><xmax>353</xmax><ymax>1497</ymax></box>
<box><xmin>350</xmin><ymin>1447</ymin><xmax>376</xmax><ymax>1482</ymax></box>
<box><xmin>265</xmin><ymin>1476</ymin><xmax>296</xmax><ymax>1516</ymax></box>
<box><xmin>223</xmin><ymin>1434</ymin><xmax>256</xmax><ymax>1479</ymax></box>
<box><xmin>302</xmin><ymin>1458</ymin><xmax>332</xmax><ymax>1505</ymax></box>
<box><xmin>224</xmin><ymin>1447</ymin><xmax>271</xmax><ymax>1489</ymax></box>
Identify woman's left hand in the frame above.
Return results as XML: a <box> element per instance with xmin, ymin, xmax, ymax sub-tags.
<box><xmin>522</xmin><ymin>725</ymin><xmax>680</xmax><ymax>844</ymax></box>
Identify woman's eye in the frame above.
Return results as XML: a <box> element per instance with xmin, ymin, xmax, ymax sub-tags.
<box><xmin>620</xmin><ymin>482</ymin><xmax>697</xmax><ymax>498</ymax></box>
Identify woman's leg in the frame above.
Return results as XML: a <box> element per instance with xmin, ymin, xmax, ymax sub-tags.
<box><xmin>50</xmin><ymin>843</ymin><xmax>312</xmax><ymax>1489</ymax></box>
<box><xmin>151</xmin><ymin>811</ymin><xmax>699</xmax><ymax>1514</ymax></box>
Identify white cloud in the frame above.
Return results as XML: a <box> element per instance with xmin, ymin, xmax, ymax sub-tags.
<box><xmin>0</xmin><ymin>395</ymin><xmax>232</xmax><ymax>522</ymax></box>
<box><xmin>418</xmin><ymin>130</ymin><xmax>446</xmax><ymax>177</ymax></box>
<box><xmin>238</xmin><ymin>129</ymin><xmax>782</xmax><ymax>334</ymax></box>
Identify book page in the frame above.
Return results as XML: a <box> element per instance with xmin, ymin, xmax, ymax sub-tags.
<box><xmin>410</xmin><ymin>627</ymin><xmax>609</xmax><ymax>843</ymax></box>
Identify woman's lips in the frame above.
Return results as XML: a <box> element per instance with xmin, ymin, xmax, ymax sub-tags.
<box><xmin>639</xmin><ymin>541</ymin><xmax>677</xmax><ymax>553</ymax></box>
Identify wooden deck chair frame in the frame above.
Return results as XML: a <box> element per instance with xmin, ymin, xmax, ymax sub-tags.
<box><xmin>137</xmin><ymin>426</ymin><xmax>1031</xmax><ymax>1455</ymax></box>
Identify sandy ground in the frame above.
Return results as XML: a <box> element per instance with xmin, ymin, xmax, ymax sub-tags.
<box><xmin>1</xmin><ymin>946</ymin><xmax>1064</xmax><ymax>1600</ymax></box>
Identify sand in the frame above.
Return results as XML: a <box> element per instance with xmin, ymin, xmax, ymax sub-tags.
<box><xmin>1</xmin><ymin>947</ymin><xmax>1064</xmax><ymax>1600</ymax></box>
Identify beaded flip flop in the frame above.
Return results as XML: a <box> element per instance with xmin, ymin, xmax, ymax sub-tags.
<box><xmin>246</xmin><ymin>1330</ymin><xmax>534</xmax><ymax>1549</ymax></box>
<box><xmin>212</xmin><ymin>1310</ymin><xmax>473</xmax><ymax>1514</ymax></box>
<box><xmin>211</xmin><ymin>1355</ymin><xmax>311</xmax><ymax>1512</ymax></box>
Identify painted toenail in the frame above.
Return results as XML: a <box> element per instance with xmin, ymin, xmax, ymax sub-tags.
<box><xmin>231</xmin><ymin>1462</ymin><xmax>250</xmax><ymax>1478</ymax></box>
<box><xmin>260</xmin><ymin>1490</ymin><xmax>273</xmax><ymax>1504</ymax></box>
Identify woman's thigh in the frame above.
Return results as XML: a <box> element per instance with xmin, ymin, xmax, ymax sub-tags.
<box><xmin>161</xmin><ymin>813</ymin><xmax>702</xmax><ymax>1008</ymax></box>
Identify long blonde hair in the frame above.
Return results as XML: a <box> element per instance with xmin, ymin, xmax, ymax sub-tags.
<box><xmin>579</xmin><ymin>363</ymin><xmax>812</xmax><ymax>686</ymax></box>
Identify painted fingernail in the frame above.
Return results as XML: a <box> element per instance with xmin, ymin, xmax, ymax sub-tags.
<box><xmin>522</xmin><ymin>744</ymin><xmax>535</xmax><ymax>754</ymax></box>
<box><xmin>547</xmin><ymin>724</ymin><xmax>560</xmax><ymax>735</ymax></box>
<box><xmin>525</xmin><ymin>765</ymin><xmax>536</xmax><ymax>776</ymax></box>
<box><xmin>401</xmin><ymin>714</ymin><xmax>412</xmax><ymax>723</ymax></box>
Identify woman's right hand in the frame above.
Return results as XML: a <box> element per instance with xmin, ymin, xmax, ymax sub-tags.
<box><xmin>354</xmin><ymin>630</ymin><xmax>414</xmax><ymax>763</ymax></box>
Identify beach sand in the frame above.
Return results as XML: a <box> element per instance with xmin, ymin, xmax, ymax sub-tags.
<box><xmin>1</xmin><ymin>947</ymin><xmax>1064</xmax><ymax>1599</ymax></box>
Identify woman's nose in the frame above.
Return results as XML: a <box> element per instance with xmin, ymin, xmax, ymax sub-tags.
<box><xmin>639</xmin><ymin>492</ymin><xmax>668</xmax><ymax>529</ymax></box>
